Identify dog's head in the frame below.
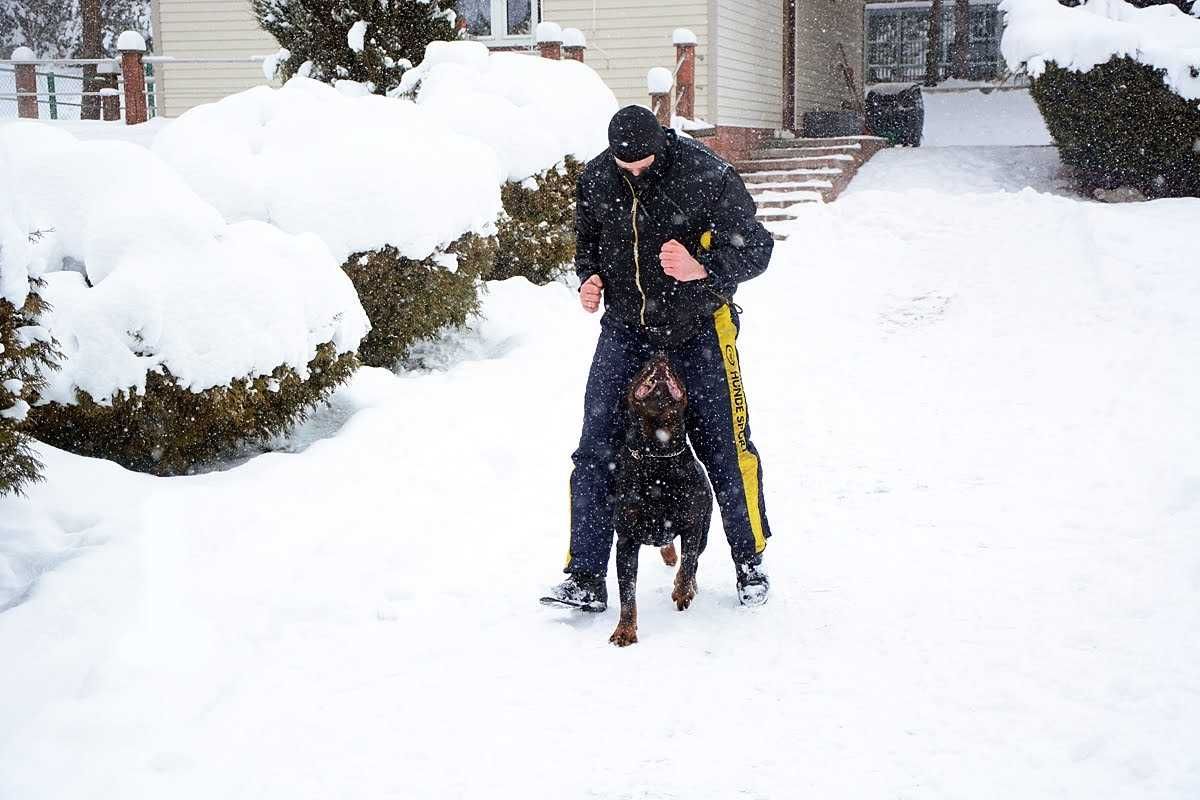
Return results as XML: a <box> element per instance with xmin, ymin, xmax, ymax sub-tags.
<box><xmin>627</xmin><ymin>353</ymin><xmax>687</xmax><ymax>433</ymax></box>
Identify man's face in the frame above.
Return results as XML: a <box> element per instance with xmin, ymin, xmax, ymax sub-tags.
<box><xmin>614</xmin><ymin>154</ymin><xmax>656</xmax><ymax>177</ymax></box>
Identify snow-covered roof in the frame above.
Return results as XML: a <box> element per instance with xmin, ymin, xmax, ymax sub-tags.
<box><xmin>397</xmin><ymin>40</ymin><xmax>617</xmax><ymax>181</ymax></box>
<box><xmin>1001</xmin><ymin>0</ymin><xmax>1200</xmax><ymax>100</ymax></box>
<box><xmin>0</xmin><ymin>121</ymin><xmax>368</xmax><ymax>404</ymax></box>
<box><xmin>152</xmin><ymin>76</ymin><xmax>504</xmax><ymax>264</ymax></box>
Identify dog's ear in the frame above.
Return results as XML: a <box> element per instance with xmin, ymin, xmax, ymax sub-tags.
<box><xmin>665</xmin><ymin>372</ymin><xmax>684</xmax><ymax>401</ymax></box>
<box><xmin>634</xmin><ymin>380</ymin><xmax>653</xmax><ymax>400</ymax></box>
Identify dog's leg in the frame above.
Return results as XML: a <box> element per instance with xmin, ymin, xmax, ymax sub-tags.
<box><xmin>673</xmin><ymin>521</ymin><xmax>707</xmax><ymax>612</ymax></box>
<box><xmin>660</xmin><ymin>542</ymin><xmax>678</xmax><ymax>566</ymax></box>
<box><xmin>609</xmin><ymin>536</ymin><xmax>640</xmax><ymax>647</ymax></box>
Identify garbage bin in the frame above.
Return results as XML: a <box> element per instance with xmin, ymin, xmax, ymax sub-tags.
<box><xmin>865</xmin><ymin>84</ymin><xmax>925</xmax><ymax>147</ymax></box>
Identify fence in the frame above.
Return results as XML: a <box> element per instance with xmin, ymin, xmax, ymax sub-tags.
<box><xmin>866</xmin><ymin>3</ymin><xmax>1006</xmax><ymax>85</ymax></box>
<box><xmin>1</xmin><ymin>35</ymin><xmax>171</xmax><ymax>125</ymax></box>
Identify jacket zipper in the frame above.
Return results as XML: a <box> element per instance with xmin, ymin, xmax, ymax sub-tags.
<box><xmin>621</xmin><ymin>174</ymin><xmax>648</xmax><ymax>326</ymax></box>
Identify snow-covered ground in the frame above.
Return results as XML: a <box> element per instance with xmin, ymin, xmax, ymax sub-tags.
<box><xmin>4</xmin><ymin>107</ymin><xmax>1200</xmax><ymax>798</ymax></box>
<box><xmin>921</xmin><ymin>87</ymin><xmax>1053</xmax><ymax>147</ymax></box>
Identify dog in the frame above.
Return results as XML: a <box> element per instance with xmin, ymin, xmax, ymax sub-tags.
<box><xmin>609</xmin><ymin>353</ymin><xmax>713</xmax><ymax>647</ymax></box>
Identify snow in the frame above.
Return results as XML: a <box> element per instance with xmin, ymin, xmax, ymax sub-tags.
<box><xmin>397</xmin><ymin>41</ymin><xmax>617</xmax><ymax>181</ymax></box>
<box><xmin>672</xmin><ymin>27</ymin><xmax>698</xmax><ymax>46</ymax></box>
<box><xmin>0</xmin><ymin>121</ymin><xmax>369</xmax><ymax>403</ymax></box>
<box><xmin>1001</xmin><ymin>0</ymin><xmax>1200</xmax><ymax>100</ymax></box>
<box><xmin>647</xmin><ymin>66</ymin><xmax>673</xmax><ymax>94</ymax></box>
<box><xmin>152</xmin><ymin>76</ymin><xmax>503</xmax><ymax>263</ymax></box>
<box><xmin>921</xmin><ymin>88</ymin><xmax>1053</xmax><ymax>147</ymax></box>
<box><xmin>346</xmin><ymin>20</ymin><xmax>368</xmax><ymax>53</ymax></box>
<box><xmin>2</xmin><ymin>139</ymin><xmax>1199</xmax><ymax>796</ymax></box>
<box><xmin>562</xmin><ymin>27</ymin><xmax>586</xmax><ymax>48</ymax></box>
<box><xmin>535</xmin><ymin>20</ymin><xmax>563</xmax><ymax>43</ymax></box>
<box><xmin>10</xmin><ymin>46</ymin><xmax>34</xmax><ymax>61</ymax></box>
<box><xmin>115</xmin><ymin>31</ymin><xmax>146</xmax><ymax>52</ymax></box>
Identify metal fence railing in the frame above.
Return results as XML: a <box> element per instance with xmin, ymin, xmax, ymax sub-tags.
<box><xmin>866</xmin><ymin>3</ymin><xmax>1006</xmax><ymax>85</ymax></box>
<box><xmin>0</xmin><ymin>58</ymin><xmax>158</xmax><ymax>122</ymax></box>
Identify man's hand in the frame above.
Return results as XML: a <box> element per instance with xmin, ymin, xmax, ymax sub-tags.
<box><xmin>661</xmin><ymin>240</ymin><xmax>708</xmax><ymax>282</ymax></box>
<box><xmin>580</xmin><ymin>274</ymin><xmax>603</xmax><ymax>313</ymax></box>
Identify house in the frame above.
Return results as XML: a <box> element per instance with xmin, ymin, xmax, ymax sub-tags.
<box><xmin>151</xmin><ymin>0</ymin><xmax>869</xmax><ymax>159</ymax></box>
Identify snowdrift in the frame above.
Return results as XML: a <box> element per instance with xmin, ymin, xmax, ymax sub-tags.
<box><xmin>397</xmin><ymin>40</ymin><xmax>617</xmax><ymax>182</ymax></box>
<box><xmin>1</xmin><ymin>121</ymin><xmax>368</xmax><ymax>403</ymax></box>
<box><xmin>1001</xmin><ymin>0</ymin><xmax>1200</xmax><ymax>100</ymax></box>
<box><xmin>152</xmin><ymin>76</ymin><xmax>504</xmax><ymax>264</ymax></box>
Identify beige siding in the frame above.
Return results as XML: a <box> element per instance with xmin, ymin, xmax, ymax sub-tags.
<box><xmin>541</xmin><ymin>0</ymin><xmax>711</xmax><ymax>121</ymax></box>
<box><xmin>153</xmin><ymin>0</ymin><xmax>279</xmax><ymax>117</ymax></box>
<box><xmin>710</xmin><ymin>0</ymin><xmax>783</xmax><ymax>129</ymax></box>
<box><xmin>795</xmin><ymin>0</ymin><xmax>865</xmax><ymax>117</ymax></box>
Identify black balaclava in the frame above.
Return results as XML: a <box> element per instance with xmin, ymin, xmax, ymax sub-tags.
<box><xmin>608</xmin><ymin>105</ymin><xmax>668</xmax><ymax>168</ymax></box>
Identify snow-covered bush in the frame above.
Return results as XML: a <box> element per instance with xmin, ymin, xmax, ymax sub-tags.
<box><xmin>153</xmin><ymin>77</ymin><xmax>504</xmax><ymax>368</ymax></box>
<box><xmin>398</xmin><ymin>41</ymin><xmax>617</xmax><ymax>284</ymax></box>
<box><xmin>1002</xmin><ymin>0</ymin><xmax>1200</xmax><ymax>197</ymax></box>
<box><xmin>1</xmin><ymin>121</ymin><xmax>369</xmax><ymax>475</ymax></box>
<box><xmin>253</xmin><ymin>0</ymin><xmax>459</xmax><ymax>93</ymax></box>
<box><xmin>0</xmin><ymin>288</ymin><xmax>57</xmax><ymax>496</ymax></box>
<box><xmin>492</xmin><ymin>158</ymin><xmax>584</xmax><ymax>284</ymax></box>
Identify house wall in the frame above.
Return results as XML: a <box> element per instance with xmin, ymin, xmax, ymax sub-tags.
<box><xmin>153</xmin><ymin>0</ymin><xmax>280</xmax><ymax>118</ymax></box>
<box><xmin>711</xmin><ymin>0</ymin><xmax>783</xmax><ymax>129</ymax></box>
<box><xmin>541</xmin><ymin>0</ymin><xmax>710</xmax><ymax>121</ymax></box>
<box><xmin>794</xmin><ymin>0</ymin><xmax>865</xmax><ymax>118</ymax></box>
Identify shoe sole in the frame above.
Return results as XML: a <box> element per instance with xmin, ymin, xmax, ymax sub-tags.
<box><xmin>539</xmin><ymin>596</ymin><xmax>608</xmax><ymax>613</ymax></box>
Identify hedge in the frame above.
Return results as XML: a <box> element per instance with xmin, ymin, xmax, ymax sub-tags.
<box><xmin>491</xmin><ymin>158</ymin><xmax>583</xmax><ymax>285</ymax></box>
<box><xmin>344</xmin><ymin>232</ymin><xmax>498</xmax><ymax>369</ymax></box>
<box><xmin>25</xmin><ymin>343</ymin><xmax>357</xmax><ymax>477</ymax></box>
<box><xmin>0</xmin><ymin>288</ymin><xmax>58</xmax><ymax>495</ymax></box>
<box><xmin>1031</xmin><ymin>56</ymin><xmax>1200</xmax><ymax>198</ymax></box>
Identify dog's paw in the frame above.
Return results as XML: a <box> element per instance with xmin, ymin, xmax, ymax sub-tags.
<box><xmin>609</xmin><ymin>623</ymin><xmax>639</xmax><ymax>647</ymax></box>
<box><xmin>672</xmin><ymin>577</ymin><xmax>697</xmax><ymax>611</ymax></box>
<box><xmin>660</xmin><ymin>543</ymin><xmax>678</xmax><ymax>567</ymax></box>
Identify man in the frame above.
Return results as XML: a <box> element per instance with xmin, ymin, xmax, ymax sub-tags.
<box><xmin>545</xmin><ymin>105</ymin><xmax>774</xmax><ymax>611</ymax></box>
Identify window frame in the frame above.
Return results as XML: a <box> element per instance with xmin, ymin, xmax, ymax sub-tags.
<box><xmin>460</xmin><ymin>0</ymin><xmax>540</xmax><ymax>47</ymax></box>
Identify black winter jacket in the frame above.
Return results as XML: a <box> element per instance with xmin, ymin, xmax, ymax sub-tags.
<box><xmin>575</xmin><ymin>129</ymin><xmax>774</xmax><ymax>346</ymax></box>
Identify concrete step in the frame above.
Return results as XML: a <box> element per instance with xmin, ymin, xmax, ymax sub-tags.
<box><xmin>747</xmin><ymin>179</ymin><xmax>835</xmax><ymax>193</ymax></box>
<box><xmin>755</xmin><ymin>194</ymin><xmax>823</xmax><ymax>208</ymax></box>
<box><xmin>737</xmin><ymin>154</ymin><xmax>856</xmax><ymax>172</ymax></box>
<box><xmin>756</xmin><ymin>209</ymin><xmax>807</xmax><ymax>222</ymax></box>
<box><xmin>748</xmin><ymin>145</ymin><xmax>863</xmax><ymax>160</ymax></box>
<box><xmin>742</xmin><ymin>167</ymin><xmax>843</xmax><ymax>183</ymax></box>
<box><xmin>760</xmin><ymin>135</ymin><xmax>888</xmax><ymax>149</ymax></box>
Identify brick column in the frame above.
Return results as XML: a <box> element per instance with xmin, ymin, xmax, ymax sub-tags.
<box><xmin>12</xmin><ymin>47</ymin><xmax>37</xmax><ymax>119</ymax></box>
<box><xmin>97</xmin><ymin>61</ymin><xmax>120</xmax><ymax>121</ymax></box>
<box><xmin>673</xmin><ymin>29</ymin><xmax>698</xmax><ymax>121</ymax></box>
<box><xmin>562</xmin><ymin>28</ymin><xmax>586</xmax><ymax>63</ymax></box>
<box><xmin>648</xmin><ymin>67</ymin><xmax>673</xmax><ymax>127</ymax></box>
<box><xmin>117</xmin><ymin>31</ymin><xmax>148</xmax><ymax>125</ymax></box>
<box><xmin>536</xmin><ymin>21</ymin><xmax>563</xmax><ymax>60</ymax></box>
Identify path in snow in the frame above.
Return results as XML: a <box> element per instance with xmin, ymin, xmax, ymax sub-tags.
<box><xmin>2</xmin><ymin>147</ymin><xmax>1199</xmax><ymax>799</ymax></box>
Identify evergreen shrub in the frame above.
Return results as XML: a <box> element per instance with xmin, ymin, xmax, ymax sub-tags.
<box><xmin>0</xmin><ymin>287</ymin><xmax>58</xmax><ymax>496</ymax></box>
<box><xmin>344</xmin><ymin>232</ymin><xmax>497</xmax><ymax>369</ymax></box>
<box><xmin>1031</xmin><ymin>56</ymin><xmax>1200</xmax><ymax>198</ymax></box>
<box><xmin>492</xmin><ymin>158</ymin><xmax>584</xmax><ymax>285</ymax></box>
<box><xmin>25</xmin><ymin>344</ymin><xmax>357</xmax><ymax>476</ymax></box>
<box><xmin>253</xmin><ymin>0</ymin><xmax>459</xmax><ymax>93</ymax></box>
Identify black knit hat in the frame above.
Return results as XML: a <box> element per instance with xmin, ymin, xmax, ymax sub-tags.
<box><xmin>608</xmin><ymin>105</ymin><xmax>667</xmax><ymax>163</ymax></box>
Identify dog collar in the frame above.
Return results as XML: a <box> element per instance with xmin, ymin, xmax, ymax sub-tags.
<box><xmin>628</xmin><ymin>445</ymin><xmax>687</xmax><ymax>461</ymax></box>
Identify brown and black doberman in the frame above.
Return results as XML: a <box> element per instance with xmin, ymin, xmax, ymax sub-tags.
<box><xmin>609</xmin><ymin>353</ymin><xmax>713</xmax><ymax>647</ymax></box>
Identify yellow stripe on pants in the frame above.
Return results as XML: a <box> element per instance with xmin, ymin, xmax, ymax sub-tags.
<box><xmin>713</xmin><ymin>305</ymin><xmax>767</xmax><ymax>554</ymax></box>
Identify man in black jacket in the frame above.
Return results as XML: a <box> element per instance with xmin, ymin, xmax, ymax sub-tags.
<box><xmin>545</xmin><ymin>105</ymin><xmax>775</xmax><ymax>611</ymax></box>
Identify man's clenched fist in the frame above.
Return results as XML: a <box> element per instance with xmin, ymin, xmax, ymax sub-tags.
<box><xmin>661</xmin><ymin>239</ymin><xmax>708</xmax><ymax>282</ymax></box>
<box><xmin>580</xmin><ymin>274</ymin><xmax>603</xmax><ymax>313</ymax></box>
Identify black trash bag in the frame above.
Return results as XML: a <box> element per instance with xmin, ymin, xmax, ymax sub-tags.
<box><xmin>866</xmin><ymin>85</ymin><xmax>925</xmax><ymax>147</ymax></box>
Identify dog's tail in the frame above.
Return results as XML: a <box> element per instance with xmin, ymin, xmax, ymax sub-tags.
<box><xmin>660</xmin><ymin>543</ymin><xmax>678</xmax><ymax>567</ymax></box>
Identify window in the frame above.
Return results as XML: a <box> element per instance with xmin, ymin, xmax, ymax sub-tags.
<box><xmin>458</xmin><ymin>0</ymin><xmax>538</xmax><ymax>43</ymax></box>
<box><xmin>865</xmin><ymin>3</ymin><xmax>1005</xmax><ymax>84</ymax></box>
